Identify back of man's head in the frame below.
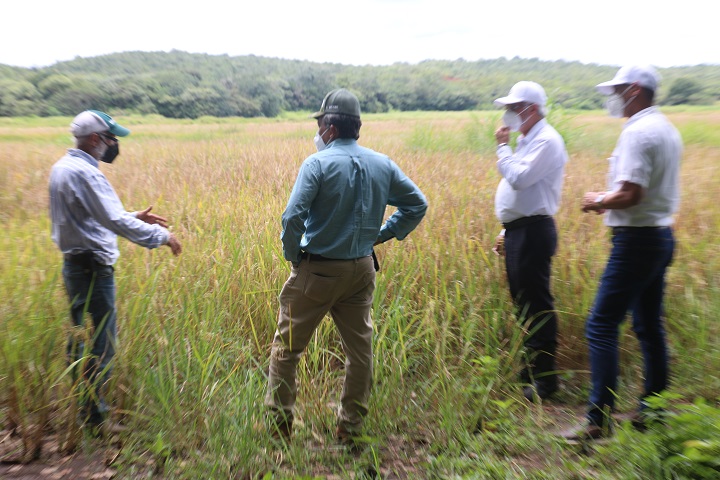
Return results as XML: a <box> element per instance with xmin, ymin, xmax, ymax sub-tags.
<box><xmin>314</xmin><ymin>89</ymin><xmax>362</xmax><ymax>139</ymax></box>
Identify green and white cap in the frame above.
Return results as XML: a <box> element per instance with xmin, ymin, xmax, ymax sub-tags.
<box><xmin>312</xmin><ymin>88</ymin><xmax>361</xmax><ymax>118</ymax></box>
<box><xmin>70</xmin><ymin>110</ymin><xmax>130</xmax><ymax>137</ymax></box>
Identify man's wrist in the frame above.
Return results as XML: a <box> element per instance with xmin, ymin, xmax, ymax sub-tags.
<box><xmin>594</xmin><ymin>193</ymin><xmax>606</xmax><ymax>209</ymax></box>
<box><xmin>497</xmin><ymin>142</ymin><xmax>508</xmax><ymax>149</ymax></box>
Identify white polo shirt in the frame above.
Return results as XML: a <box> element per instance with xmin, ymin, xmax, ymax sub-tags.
<box><xmin>605</xmin><ymin>106</ymin><xmax>683</xmax><ymax>227</ymax></box>
<box><xmin>494</xmin><ymin>119</ymin><xmax>568</xmax><ymax>224</ymax></box>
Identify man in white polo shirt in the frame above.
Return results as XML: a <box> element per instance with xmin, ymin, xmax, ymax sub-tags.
<box><xmin>564</xmin><ymin>65</ymin><xmax>683</xmax><ymax>441</ymax></box>
<box><xmin>492</xmin><ymin>81</ymin><xmax>569</xmax><ymax>402</ymax></box>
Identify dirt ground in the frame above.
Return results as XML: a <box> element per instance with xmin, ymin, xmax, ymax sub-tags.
<box><xmin>0</xmin><ymin>404</ymin><xmax>592</xmax><ymax>479</ymax></box>
<box><xmin>0</xmin><ymin>431</ymin><xmax>119</xmax><ymax>480</ymax></box>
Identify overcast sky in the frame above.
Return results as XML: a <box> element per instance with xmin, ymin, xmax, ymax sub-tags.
<box><xmin>2</xmin><ymin>0</ymin><xmax>715</xmax><ymax>69</ymax></box>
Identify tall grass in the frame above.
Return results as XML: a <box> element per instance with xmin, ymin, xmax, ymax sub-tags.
<box><xmin>1</xmin><ymin>110</ymin><xmax>718</xmax><ymax>478</ymax></box>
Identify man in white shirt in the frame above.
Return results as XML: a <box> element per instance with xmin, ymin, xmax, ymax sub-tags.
<box><xmin>564</xmin><ymin>65</ymin><xmax>682</xmax><ymax>441</ymax></box>
<box><xmin>492</xmin><ymin>81</ymin><xmax>569</xmax><ymax>402</ymax></box>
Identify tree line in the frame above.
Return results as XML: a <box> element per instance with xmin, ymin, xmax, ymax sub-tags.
<box><xmin>1</xmin><ymin>51</ymin><xmax>718</xmax><ymax>119</ymax></box>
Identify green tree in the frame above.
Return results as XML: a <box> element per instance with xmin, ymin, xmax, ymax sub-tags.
<box><xmin>0</xmin><ymin>79</ymin><xmax>44</xmax><ymax>116</ymax></box>
<box><xmin>37</xmin><ymin>74</ymin><xmax>74</xmax><ymax>98</ymax></box>
<box><xmin>665</xmin><ymin>77</ymin><xmax>704</xmax><ymax>105</ymax></box>
<box><xmin>46</xmin><ymin>78</ymin><xmax>105</xmax><ymax>116</ymax></box>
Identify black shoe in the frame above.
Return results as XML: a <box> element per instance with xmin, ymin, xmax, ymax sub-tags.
<box><xmin>628</xmin><ymin>409</ymin><xmax>666</xmax><ymax>432</ymax></box>
<box><xmin>77</xmin><ymin>415</ymin><xmax>127</xmax><ymax>438</ymax></box>
<box><xmin>536</xmin><ymin>378</ymin><xmax>559</xmax><ymax>399</ymax></box>
<box><xmin>523</xmin><ymin>385</ymin><xmax>536</xmax><ymax>402</ymax></box>
<box><xmin>521</xmin><ymin>349</ymin><xmax>559</xmax><ymax>402</ymax></box>
<box><xmin>523</xmin><ymin>381</ymin><xmax>559</xmax><ymax>402</ymax></box>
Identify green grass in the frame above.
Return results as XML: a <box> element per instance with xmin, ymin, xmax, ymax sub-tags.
<box><xmin>1</xmin><ymin>110</ymin><xmax>719</xmax><ymax>478</ymax></box>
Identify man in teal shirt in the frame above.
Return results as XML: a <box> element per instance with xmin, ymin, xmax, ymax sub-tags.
<box><xmin>266</xmin><ymin>89</ymin><xmax>427</xmax><ymax>445</ymax></box>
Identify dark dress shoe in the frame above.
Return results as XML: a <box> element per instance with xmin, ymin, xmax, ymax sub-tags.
<box><xmin>629</xmin><ymin>409</ymin><xmax>666</xmax><ymax>432</ymax></box>
<box><xmin>523</xmin><ymin>381</ymin><xmax>559</xmax><ymax>402</ymax></box>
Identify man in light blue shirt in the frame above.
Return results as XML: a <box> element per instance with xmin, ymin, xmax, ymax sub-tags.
<box><xmin>49</xmin><ymin>110</ymin><xmax>181</xmax><ymax>433</ymax></box>
<box><xmin>267</xmin><ymin>89</ymin><xmax>427</xmax><ymax>445</ymax></box>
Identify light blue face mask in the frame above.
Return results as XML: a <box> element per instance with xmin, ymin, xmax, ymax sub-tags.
<box><xmin>313</xmin><ymin>126</ymin><xmax>332</xmax><ymax>151</ymax></box>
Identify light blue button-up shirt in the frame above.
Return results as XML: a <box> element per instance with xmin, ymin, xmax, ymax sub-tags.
<box><xmin>281</xmin><ymin>139</ymin><xmax>427</xmax><ymax>262</ymax></box>
<box><xmin>49</xmin><ymin>148</ymin><xmax>169</xmax><ymax>265</ymax></box>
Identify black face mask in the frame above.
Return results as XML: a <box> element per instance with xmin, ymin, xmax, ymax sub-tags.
<box><xmin>100</xmin><ymin>142</ymin><xmax>119</xmax><ymax>163</ymax></box>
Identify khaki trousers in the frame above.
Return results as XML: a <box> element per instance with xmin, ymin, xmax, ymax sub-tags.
<box><xmin>266</xmin><ymin>255</ymin><xmax>376</xmax><ymax>432</ymax></box>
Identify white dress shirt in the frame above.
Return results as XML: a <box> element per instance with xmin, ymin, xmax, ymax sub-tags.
<box><xmin>494</xmin><ymin>119</ymin><xmax>568</xmax><ymax>224</ymax></box>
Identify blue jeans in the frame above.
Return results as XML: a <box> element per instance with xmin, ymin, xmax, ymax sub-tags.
<box><xmin>585</xmin><ymin>227</ymin><xmax>674</xmax><ymax>426</ymax></box>
<box><xmin>63</xmin><ymin>259</ymin><xmax>116</xmax><ymax>423</ymax></box>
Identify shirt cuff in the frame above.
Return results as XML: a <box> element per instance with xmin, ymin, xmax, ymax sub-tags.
<box><xmin>377</xmin><ymin>228</ymin><xmax>395</xmax><ymax>244</ymax></box>
<box><xmin>496</xmin><ymin>144</ymin><xmax>512</xmax><ymax>157</ymax></box>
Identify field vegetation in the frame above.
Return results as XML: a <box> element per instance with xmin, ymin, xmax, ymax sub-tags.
<box><xmin>2</xmin><ymin>52</ymin><xmax>720</xmax><ymax>118</ymax></box>
<box><xmin>1</xmin><ymin>107</ymin><xmax>719</xmax><ymax>478</ymax></box>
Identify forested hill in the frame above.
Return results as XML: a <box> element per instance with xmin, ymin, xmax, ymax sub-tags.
<box><xmin>1</xmin><ymin>50</ymin><xmax>718</xmax><ymax>118</ymax></box>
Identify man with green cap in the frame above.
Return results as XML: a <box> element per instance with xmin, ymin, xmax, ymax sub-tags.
<box><xmin>50</xmin><ymin>110</ymin><xmax>182</xmax><ymax>434</ymax></box>
<box><xmin>266</xmin><ymin>89</ymin><xmax>428</xmax><ymax>446</ymax></box>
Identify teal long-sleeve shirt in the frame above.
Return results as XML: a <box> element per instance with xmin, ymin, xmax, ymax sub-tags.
<box><xmin>281</xmin><ymin>138</ymin><xmax>427</xmax><ymax>263</ymax></box>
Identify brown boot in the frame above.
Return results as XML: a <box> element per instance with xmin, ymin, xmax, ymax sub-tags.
<box><xmin>268</xmin><ymin>413</ymin><xmax>292</xmax><ymax>442</ymax></box>
<box><xmin>336</xmin><ymin>425</ymin><xmax>361</xmax><ymax>452</ymax></box>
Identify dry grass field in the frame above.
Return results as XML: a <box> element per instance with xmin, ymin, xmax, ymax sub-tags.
<box><xmin>1</xmin><ymin>109</ymin><xmax>718</xmax><ymax>478</ymax></box>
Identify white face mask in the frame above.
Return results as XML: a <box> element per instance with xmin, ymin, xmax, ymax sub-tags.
<box><xmin>605</xmin><ymin>85</ymin><xmax>635</xmax><ymax>118</ymax></box>
<box><xmin>502</xmin><ymin>105</ymin><xmax>531</xmax><ymax>132</ymax></box>
<box><xmin>313</xmin><ymin>126</ymin><xmax>332</xmax><ymax>151</ymax></box>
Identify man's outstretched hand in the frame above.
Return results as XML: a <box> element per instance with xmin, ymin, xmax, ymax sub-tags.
<box><xmin>137</xmin><ymin>206</ymin><xmax>169</xmax><ymax>228</ymax></box>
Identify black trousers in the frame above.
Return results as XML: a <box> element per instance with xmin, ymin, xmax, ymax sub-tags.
<box><xmin>504</xmin><ymin>216</ymin><xmax>558</xmax><ymax>358</ymax></box>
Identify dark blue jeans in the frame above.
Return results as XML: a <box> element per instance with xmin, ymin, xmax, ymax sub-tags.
<box><xmin>585</xmin><ymin>227</ymin><xmax>674</xmax><ymax>426</ymax></box>
<box><xmin>63</xmin><ymin>259</ymin><xmax>116</xmax><ymax>423</ymax></box>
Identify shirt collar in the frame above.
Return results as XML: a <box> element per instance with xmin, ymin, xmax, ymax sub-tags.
<box><xmin>67</xmin><ymin>148</ymin><xmax>99</xmax><ymax>168</ymax></box>
<box><xmin>625</xmin><ymin>106</ymin><xmax>658</xmax><ymax>128</ymax></box>
<box><xmin>327</xmin><ymin>138</ymin><xmax>357</xmax><ymax>148</ymax></box>
<box><xmin>518</xmin><ymin>118</ymin><xmax>547</xmax><ymax>145</ymax></box>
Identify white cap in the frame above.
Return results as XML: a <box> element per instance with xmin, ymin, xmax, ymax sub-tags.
<box><xmin>70</xmin><ymin>110</ymin><xmax>130</xmax><ymax>137</ymax></box>
<box><xmin>494</xmin><ymin>81</ymin><xmax>547</xmax><ymax>107</ymax></box>
<box><xmin>596</xmin><ymin>65</ymin><xmax>660</xmax><ymax>95</ymax></box>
